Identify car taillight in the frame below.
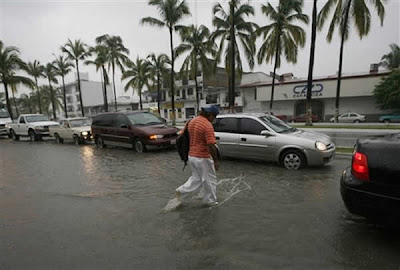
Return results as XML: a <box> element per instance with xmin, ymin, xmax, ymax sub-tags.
<box><xmin>352</xmin><ymin>152</ymin><xmax>369</xmax><ymax>181</ymax></box>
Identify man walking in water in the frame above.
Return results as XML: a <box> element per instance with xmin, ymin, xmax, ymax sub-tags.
<box><xmin>176</xmin><ymin>105</ymin><xmax>219</xmax><ymax>206</ymax></box>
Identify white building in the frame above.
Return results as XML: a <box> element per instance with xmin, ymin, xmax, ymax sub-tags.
<box><xmin>240</xmin><ymin>69</ymin><xmax>392</xmax><ymax>121</ymax></box>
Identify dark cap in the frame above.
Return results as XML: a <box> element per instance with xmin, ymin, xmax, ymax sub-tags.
<box><xmin>201</xmin><ymin>105</ymin><xmax>219</xmax><ymax>116</ymax></box>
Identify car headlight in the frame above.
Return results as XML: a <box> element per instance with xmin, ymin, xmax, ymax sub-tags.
<box><xmin>149</xmin><ymin>134</ymin><xmax>164</xmax><ymax>140</ymax></box>
<box><xmin>315</xmin><ymin>141</ymin><xmax>327</xmax><ymax>151</ymax></box>
<box><xmin>81</xmin><ymin>131</ymin><xmax>88</xmax><ymax>136</ymax></box>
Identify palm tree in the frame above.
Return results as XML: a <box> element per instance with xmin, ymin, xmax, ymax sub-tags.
<box><xmin>0</xmin><ymin>41</ymin><xmax>33</xmax><ymax>119</ymax></box>
<box><xmin>122</xmin><ymin>58</ymin><xmax>151</xmax><ymax>110</ymax></box>
<box><xmin>18</xmin><ymin>93</ymin><xmax>32</xmax><ymax>114</ymax></box>
<box><xmin>62</xmin><ymin>39</ymin><xmax>90</xmax><ymax>116</ymax></box>
<box><xmin>211</xmin><ymin>0</ymin><xmax>257</xmax><ymax>112</ymax></box>
<box><xmin>9</xmin><ymin>81</ymin><xmax>20</xmax><ymax>117</ymax></box>
<box><xmin>95</xmin><ymin>35</ymin><xmax>130</xmax><ymax>112</ymax></box>
<box><xmin>147</xmin><ymin>53</ymin><xmax>170</xmax><ymax>114</ymax></box>
<box><xmin>381</xmin><ymin>44</ymin><xmax>400</xmax><ymax>70</ymax></box>
<box><xmin>39</xmin><ymin>85</ymin><xmax>62</xmax><ymax>118</ymax></box>
<box><xmin>256</xmin><ymin>0</ymin><xmax>308</xmax><ymax>114</ymax></box>
<box><xmin>53</xmin><ymin>54</ymin><xmax>73</xmax><ymax>118</ymax></box>
<box><xmin>85</xmin><ymin>45</ymin><xmax>110</xmax><ymax>112</ymax></box>
<box><xmin>176</xmin><ymin>24</ymin><xmax>217</xmax><ymax>112</ymax></box>
<box><xmin>141</xmin><ymin>0</ymin><xmax>191</xmax><ymax>124</ymax></box>
<box><xmin>43</xmin><ymin>63</ymin><xmax>59</xmax><ymax>120</ymax></box>
<box><xmin>318</xmin><ymin>0</ymin><xmax>385</xmax><ymax>122</ymax></box>
<box><xmin>25</xmin><ymin>60</ymin><xmax>45</xmax><ymax>114</ymax></box>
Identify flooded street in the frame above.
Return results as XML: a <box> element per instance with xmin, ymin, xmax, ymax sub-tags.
<box><xmin>1</xmin><ymin>139</ymin><xmax>399</xmax><ymax>269</ymax></box>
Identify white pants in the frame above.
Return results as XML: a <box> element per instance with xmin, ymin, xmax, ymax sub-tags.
<box><xmin>176</xmin><ymin>156</ymin><xmax>217</xmax><ymax>204</ymax></box>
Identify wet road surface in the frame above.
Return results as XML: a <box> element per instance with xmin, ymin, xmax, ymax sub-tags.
<box><xmin>0</xmin><ymin>138</ymin><xmax>399</xmax><ymax>269</ymax></box>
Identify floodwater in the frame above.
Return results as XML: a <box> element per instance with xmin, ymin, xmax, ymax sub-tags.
<box><xmin>0</xmin><ymin>139</ymin><xmax>399</xmax><ymax>269</ymax></box>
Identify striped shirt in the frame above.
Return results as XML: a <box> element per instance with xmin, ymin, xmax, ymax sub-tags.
<box><xmin>188</xmin><ymin>115</ymin><xmax>217</xmax><ymax>158</ymax></box>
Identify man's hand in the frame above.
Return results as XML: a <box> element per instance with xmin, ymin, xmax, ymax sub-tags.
<box><xmin>214</xmin><ymin>160</ymin><xmax>219</xmax><ymax>171</ymax></box>
<box><xmin>208</xmin><ymin>144</ymin><xmax>219</xmax><ymax>171</ymax></box>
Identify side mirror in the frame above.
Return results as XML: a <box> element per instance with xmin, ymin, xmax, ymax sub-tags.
<box><xmin>161</xmin><ymin>118</ymin><xmax>167</xmax><ymax>123</ymax></box>
<box><xmin>261</xmin><ymin>130</ymin><xmax>274</xmax><ymax>137</ymax></box>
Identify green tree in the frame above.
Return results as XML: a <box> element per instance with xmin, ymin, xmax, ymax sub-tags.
<box><xmin>18</xmin><ymin>93</ymin><xmax>33</xmax><ymax>114</ymax></box>
<box><xmin>122</xmin><ymin>58</ymin><xmax>151</xmax><ymax>110</ymax></box>
<box><xmin>211</xmin><ymin>0</ymin><xmax>257</xmax><ymax>112</ymax></box>
<box><xmin>43</xmin><ymin>63</ymin><xmax>59</xmax><ymax>120</ymax></box>
<box><xmin>53</xmin><ymin>54</ymin><xmax>73</xmax><ymax>118</ymax></box>
<box><xmin>62</xmin><ymin>39</ymin><xmax>90</xmax><ymax>116</ymax></box>
<box><xmin>256</xmin><ymin>0</ymin><xmax>308</xmax><ymax>114</ymax></box>
<box><xmin>0</xmin><ymin>41</ymin><xmax>33</xmax><ymax>119</ymax></box>
<box><xmin>381</xmin><ymin>44</ymin><xmax>400</xmax><ymax>70</ymax></box>
<box><xmin>147</xmin><ymin>53</ymin><xmax>170</xmax><ymax>114</ymax></box>
<box><xmin>38</xmin><ymin>85</ymin><xmax>62</xmax><ymax>118</ymax></box>
<box><xmin>318</xmin><ymin>0</ymin><xmax>386</xmax><ymax>122</ymax></box>
<box><xmin>85</xmin><ymin>44</ymin><xmax>110</xmax><ymax>112</ymax></box>
<box><xmin>374</xmin><ymin>69</ymin><xmax>400</xmax><ymax>111</ymax></box>
<box><xmin>95</xmin><ymin>35</ymin><xmax>130</xmax><ymax>112</ymax></box>
<box><xmin>25</xmin><ymin>60</ymin><xmax>45</xmax><ymax>114</ymax></box>
<box><xmin>176</xmin><ymin>24</ymin><xmax>217</xmax><ymax>112</ymax></box>
<box><xmin>141</xmin><ymin>0</ymin><xmax>191</xmax><ymax>124</ymax></box>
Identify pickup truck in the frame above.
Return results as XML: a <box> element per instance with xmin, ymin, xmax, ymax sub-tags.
<box><xmin>49</xmin><ymin>117</ymin><xmax>92</xmax><ymax>144</ymax></box>
<box><xmin>6</xmin><ymin>114</ymin><xmax>60</xmax><ymax>141</ymax></box>
<box><xmin>0</xmin><ymin>108</ymin><xmax>12</xmax><ymax>137</ymax></box>
<box><xmin>379</xmin><ymin>113</ymin><xmax>400</xmax><ymax>123</ymax></box>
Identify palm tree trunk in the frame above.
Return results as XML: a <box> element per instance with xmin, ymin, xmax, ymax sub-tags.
<box><xmin>28</xmin><ymin>94</ymin><xmax>32</xmax><ymax>114</ymax></box>
<box><xmin>3</xmin><ymin>83</ymin><xmax>14</xmax><ymax>120</ymax></box>
<box><xmin>35</xmin><ymin>78</ymin><xmax>42</xmax><ymax>114</ymax></box>
<box><xmin>157</xmin><ymin>73</ymin><xmax>161</xmax><ymax>115</ymax></box>
<box><xmin>270</xmin><ymin>39</ymin><xmax>280</xmax><ymax>115</ymax></box>
<box><xmin>335</xmin><ymin>0</ymin><xmax>352</xmax><ymax>123</ymax></box>
<box><xmin>229</xmin><ymin>0</ymin><xmax>235</xmax><ymax>113</ymax></box>
<box><xmin>49</xmin><ymin>80</ymin><xmax>56</xmax><ymax>120</ymax></box>
<box><xmin>112</xmin><ymin>63</ymin><xmax>118</xmax><ymax>111</ymax></box>
<box><xmin>102</xmin><ymin>65</ymin><xmax>109</xmax><ymax>112</ymax></box>
<box><xmin>169</xmin><ymin>27</ymin><xmax>176</xmax><ymax>125</ymax></box>
<box><xmin>194</xmin><ymin>59</ymin><xmax>200</xmax><ymax>113</ymax></box>
<box><xmin>12</xmin><ymin>91</ymin><xmax>19</xmax><ymax>117</ymax></box>
<box><xmin>62</xmin><ymin>76</ymin><xmax>68</xmax><ymax>118</ymax></box>
<box><xmin>139</xmin><ymin>89</ymin><xmax>143</xmax><ymax>110</ymax></box>
<box><xmin>76</xmin><ymin>60</ymin><xmax>85</xmax><ymax>117</ymax></box>
<box><xmin>306</xmin><ymin>0</ymin><xmax>318</xmax><ymax>126</ymax></box>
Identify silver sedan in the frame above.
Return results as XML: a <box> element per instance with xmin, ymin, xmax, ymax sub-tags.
<box><xmin>214</xmin><ymin>113</ymin><xmax>336</xmax><ymax>170</ymax></box>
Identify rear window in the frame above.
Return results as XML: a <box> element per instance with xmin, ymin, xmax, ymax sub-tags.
<box><xmin>93</xmin><ymin>114</ymin><xmax>115</xmax><ymax>127</ymax></box>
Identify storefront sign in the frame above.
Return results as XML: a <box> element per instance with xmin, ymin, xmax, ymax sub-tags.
<box><xmin>292</xmin><ymin>84</ymin><xmax>324</xmax><ymax>98</ymax></box>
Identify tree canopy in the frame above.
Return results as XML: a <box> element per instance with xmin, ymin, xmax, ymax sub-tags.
<box><xmin>374</xmin><ymin>69</ymin><xmax>400</xmax><ymax>111</ymax></box>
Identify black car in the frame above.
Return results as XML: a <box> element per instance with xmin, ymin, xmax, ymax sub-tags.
<box><xmin>340</xmin><ymin>132</ymin><xmax>400</xmax><ymax>219</ymax></box>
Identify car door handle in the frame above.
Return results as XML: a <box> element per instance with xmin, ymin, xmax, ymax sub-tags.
<box><xmin>241</xmin><ymin>138</ymin><xmax>247</xmax><ymax>142</ymax></box>
<box><xmin>216</xmin><ymin>136</ymin><xmax>220</xmax><ymax>140</ymax></box>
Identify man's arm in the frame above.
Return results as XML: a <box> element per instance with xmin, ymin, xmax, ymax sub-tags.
<box><xmin>208</xmin><ymin>144</ymin><xmax>219</xmax><ymax>171</ymax></box>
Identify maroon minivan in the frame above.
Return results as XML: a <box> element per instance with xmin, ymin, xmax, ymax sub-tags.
<box><xmin>91</xmin><ymin>111</ymin><xmax>179</xmax><ymax>152</ymax></box>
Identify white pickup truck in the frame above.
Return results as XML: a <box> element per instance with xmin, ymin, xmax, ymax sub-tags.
<box><xmin>49</xmin><ymin>117</ymin><xmax>92</xmax><ymax>144</ymax></box>
<box><xmin>7</xmin><ymin>114</ymin><xmax>60</xmax><ymax>141</ymax></box>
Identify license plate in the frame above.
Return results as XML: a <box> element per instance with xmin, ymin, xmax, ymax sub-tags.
<box><xmin>170</xmin><ymin>139</ymin><xmax>176</xmax><ymax>145</ymax></box>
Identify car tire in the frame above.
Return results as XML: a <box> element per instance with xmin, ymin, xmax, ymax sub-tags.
<box><xmin>280</xmin><ymin>149</ymin><xmax>306</xmax><ymax>170</ymax></box>
<box><xmin>354</xmin><ymin>119</ymin><xmax>360</xmax><ymax>123</ymax></box>
<box><xmin>96</xmin><ymin>137</ymin><xmax>106</xmax><ymax>148</ymax></box>
<box><xmin>28</xmin><ymin>129</ymin><xmax>37</xmax><ymax>142</ymax></box>
<box><xmin>54</xmin><ymin>133</ymin><xmax>63</xmax><ymax>144</ymax></box>
<box><xmin>383</xmin><ymin>119</ymin><xmax>390</xmax><ymax>124</ymax></box>
<box><xmin>73</xmin><ymin>135</ymin><xmax>81</xmax><ymax>145</ymax></box>
<box><xmin>133</xmin><ymin>139</ymin><xmax>146</xmax><ymax>153</ymax></box>
<box><xmin>10</xmin><ymin>129</ymin><xmax>19</xmax><ymax>141</ymax></box>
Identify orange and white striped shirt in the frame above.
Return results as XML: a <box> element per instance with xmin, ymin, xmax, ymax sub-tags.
<box><xmin>188</xmin><ymin>115</ymin><xmax>217</xmax><ymax>158</ymax></box>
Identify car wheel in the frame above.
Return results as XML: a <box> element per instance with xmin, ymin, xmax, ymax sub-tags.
<box><xmin>384</xmin><ymin>119</ymin><xmax>390</xmax><ymax>124</ymax></box>
<box><xmin>133</xmin><ymin>139</ymin><xmax>146</xmax><ymax>153</ymax></box>
<box><xmin>96</xmin><ymin>137</ymin><xmax>106</xmax><ymax>148</ymax></box>
<box><xmin>54</xmin><ymin>133</ymin><xmax>61</xmax><ymax>143</ymax></box>
<box><xmin>354</xmin><ymin>119</ymin><xmax>360</xmax><ymax>123</ymax></box>
<box><xmin>73</xmin><ymin>135</ymin><xmax>81</xmax><ymax>145</ymax></box>
<box><xmin>280</xmin><ymin>150</ymin><xmax>306</xmax><ymax>170</ymax></box>
<box><xmin>28</xmin><ymin>129</ymin><xmax>37</xmax><ymax>142</ymax></box>
<box><xmin>10</xmin><ymin>129</ymin><xmax>19</xmax><ymax>141</ymax></box>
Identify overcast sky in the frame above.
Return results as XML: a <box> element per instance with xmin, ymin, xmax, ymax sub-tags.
<box><xmin>1</xmin><ymin>0</ymin><xmax>399</xmax><ymax>98</ymax></box>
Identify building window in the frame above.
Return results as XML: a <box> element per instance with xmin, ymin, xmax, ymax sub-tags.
<box><xmin>254</xmin><ymin>88</ymin><xmax>257</xmax><ymax>100</ymax></box>
<box><xmin>206</xmin><ymin>94</ymin><xmax>218</xmax><ymax>104</ymax></box>
<box><xmin>77</xmin><ymin>105</ymin><xmax>81</xmax><ymax>111</ymax></box>
<box><xmin>187</xmin><ymin>88</ymin><xmax>193</xmax><ymax>95</ymax></box>
<box><xmin>164</xmin><ymin>109</ymin><xmax>168</xmax><ymax>119</ymax></box>
<box><xmin>65</xmin><ymin>88</ymin><xmax>72</xmax><ymax>94</ymax></box>
<box><xmin>176</xmin><ymin>90</ymin><xmax>180</xmax><ymax>97</ymax></box>
<box><xmin>67</xmin><ymin>106</ymin><xmax>73</xmax><ymax>112</ymax></box>
<box><xmin>67</xmin><ymin>97</ymin><xmax>73</xmax><ymax>103</ymax></box>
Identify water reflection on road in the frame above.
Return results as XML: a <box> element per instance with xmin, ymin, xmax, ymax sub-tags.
<box><xmin>0</xmin><ymin>139</ymin><xmax>399</xmax><ymax>269</ymax></box>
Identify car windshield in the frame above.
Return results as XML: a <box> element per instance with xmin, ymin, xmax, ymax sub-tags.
<box><xmin>25</xmin><ymin>115</ymin><xmax>49</xmax><ymax>123</ymax></box>
<box><xmin>127</xmin><ymin>112</ymin><xmax>163</xmax><ymax>126</ymax></box>
<box><xmin>259</xmin><ymin>115</ymin><xmax>295</xmax><ymax>133</ymax></box>
<box><xmin>70</xmin><ymin>119</ymin><xmax>91</xmax><ymax>127</ymax></box>
<box><xmin>0</xmin><ymin>110</ymin><xmax>10</xmax><ymax>118</ymax></box>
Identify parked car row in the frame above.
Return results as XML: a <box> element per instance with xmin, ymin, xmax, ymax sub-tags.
<box><xmin>274</xmin><ymin>112</ymin><xmax>400</xmax><ymax>123</ymax></box>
